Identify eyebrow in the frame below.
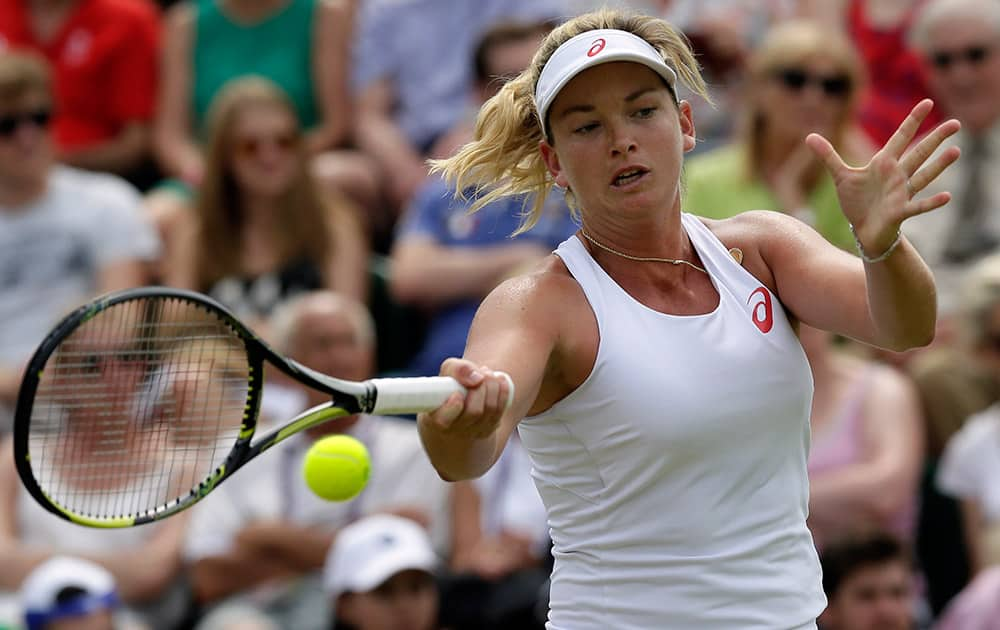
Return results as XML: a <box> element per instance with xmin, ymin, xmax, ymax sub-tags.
<box><xmin>555</xmin><ymin>85</ymin><xmax>663</xmax><ymax>120</ymax></box>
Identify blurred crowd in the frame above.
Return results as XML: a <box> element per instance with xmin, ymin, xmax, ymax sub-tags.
<box><xmin>1</xmin><ymin>0</ymin><xmax>999</xmax><ymax>628</ymax></box>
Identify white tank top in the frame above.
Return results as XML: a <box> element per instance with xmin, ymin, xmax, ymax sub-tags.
<box><xmin>521</xmin><ymin>213</ymin><xmax>824</xmax><ymax>629</ymax></box>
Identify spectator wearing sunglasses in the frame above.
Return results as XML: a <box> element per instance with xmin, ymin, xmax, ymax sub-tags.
<box><xmin>900</xmin><ymin>0</ymin><xmax>1000</xmax><ymax>317</ymax></box>
<box><xmin>683</xmin><ymin>19</ymin><xmax>874</xmax><ymax>252</ymax></box>
<box><xmin>0</xmin><ymin>52</ymin><xmax>159</xmax><ymax>434</ymax></box>
<box><xmin>803</xmin><ymin>0</ymin><xmax>943</xmax><ymax>148</ymax></box>
<box><xmin>154</xmin><ymin>77</ymin><xmax>369</xmax><ymax>338</ymax></box>
<box><xmin>0</xmin><ymin>0</ymin><xmax>160</xmax><ymax>185</ymax></box>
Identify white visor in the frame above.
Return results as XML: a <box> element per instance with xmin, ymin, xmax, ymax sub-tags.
<box><xmin>534</xmin><ymin>28</ymin><xmax>679</xmax><ymax>134</ymax></box>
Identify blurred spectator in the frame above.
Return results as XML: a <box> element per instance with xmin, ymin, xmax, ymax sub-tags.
<box><xmin>154</xmin><ymin>77</ymin><xmax>368</xmax><ymax>330</ymax></box>
<box><xmin>937</xmin><ymin>316</ymin><xmax>1000</xmax><ymax>574</ymax></box>
<box><xmin>0</xmin><ymin>434</ymin><xmax>189</xmax><ymax>630</ymax></box>
<box><xmin>388</xmin><ymin>19</ymin><xmax>577</xmax><ymax>378</ymax></box>
<box><xmin>443</xmin><ymin>435</ymin><xmax>550</xmax><ymax>630</ymax></box>
<box><xmin>351</xmin><ymin>0</ymin><xmax>566</xmax><ymax>214</ymax></box>
<box><xmin>817</xmin><ymin>531</ymin><xmax>916</xmax><ymax>630</ymax></box>
<box><xmin>324</xmin><ymin>514</ymin><xmax>442</xmax><ymax>630</ymax></box>
<box><xmin>909</xmin><ymin>252</ymin><xmax>1000</xmax><ymax>614</ymax></box>
<box><xmin>152</xmin><ymin>0</ymin><xmax>377</xmax><ymax>210</ymax></box>
<box><xmin>801</xmin><ymin>325</ymin><xmax>923</xmax><ymax>551</ymax></box>
<box><xmin>0</xmin><ymin>0</ymin><xmax>160</xmax><ymax>183</ymax></box>
<box><xmin>0</xmin><ymin>52</ymin><xmax>158</xmax><ymax>434</ymax></box>
<box><xmin>801</xmin><ymin>0</ymin><xmax>942</xmax><ymax>147</ymax></box>
<box><xmin>683</xmin><ymin>19</ymin><xmax>874</xmax><ymax>251</ymax></box>
<box><xmin>184</xmin><ymin>291</ymin><xmax>453</xmax><ymax>630</ymax></box>
<box><xmin>903</xmin><ymin>0</ymin><xmax>1000</xmax><ymax>316</ymax></box>
<box><xmin>935</xmin><ymin>565</ymin><xmax>1000</xmax><ymax>630</ymax></box>
<box><xmin>18</xmin><ymin>556</ymin><xmax>146</xmax><ymax>630</ymax></box>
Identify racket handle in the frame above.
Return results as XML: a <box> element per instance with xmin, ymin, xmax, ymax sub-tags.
<box><xmin>368</xmin><ymin>373</ymin><xmax>514</xmax><ymax>415</ymax></box>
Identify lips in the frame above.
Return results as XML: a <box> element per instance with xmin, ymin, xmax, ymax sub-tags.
<box><xmin>611</xmin><ymin>165</ymin><xmax>649</xmax><ymax>187</ymax></box>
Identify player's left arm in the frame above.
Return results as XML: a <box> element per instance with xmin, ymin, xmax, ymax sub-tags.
<box><xmin>758</xmin><ymin>100</ymin><xmax>961</xmax><ymax>351</ymax></box>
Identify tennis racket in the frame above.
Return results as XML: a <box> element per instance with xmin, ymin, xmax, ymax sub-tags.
<box><xmin>14</xmin><ymin>287</ymin><xmax>505</xmax><ymax>528</ymax></box>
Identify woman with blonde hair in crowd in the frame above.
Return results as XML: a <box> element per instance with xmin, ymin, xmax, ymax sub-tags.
<box><xmin>415</xmin><ymin>6</ymin><xmax>959</xmax><ymax>628</ymax></box>
<box><xmin>156</xmin><ymin>76</ymin><xmax>369</xmax><ymax>329</ymax></box>
<box><xmin>684</xmin><ymin>19</ymin><xmax>873</xmax><ymax>251</ymax></box>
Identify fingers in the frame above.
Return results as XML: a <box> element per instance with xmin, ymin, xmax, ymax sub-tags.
<box><xmin>906</xmin><ymin>191</ymin><xmax>953</xmax><ymax>219</ymax></box>
<box><xmin>423</xmin><ymin>359</ymin><xmax>513</xmax><ymax>439</ymax></box>
<box><xmin>899</xmin><ymin>118</ymin><xmax>961</xmax><ymax>178</ymax></box>
<box><xmin>908</xmin><ymin>144</ymin><xmax>961</xmax><ymax>197</ymax></box>
<box><xmin>805</xmin><ymin>133</ymin><xmax>846</xmax><ymax>175</ymax></box>
<box><xmin>883</xmin><ymin>99</ymin><xmax>936</xmax><ymax>159</ymax></box>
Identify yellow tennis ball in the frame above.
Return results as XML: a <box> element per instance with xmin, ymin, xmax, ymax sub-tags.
<box><xmin>302</xmin><ymin>435</ymin><xmax>370</xmax><ymax>502</ymax></box>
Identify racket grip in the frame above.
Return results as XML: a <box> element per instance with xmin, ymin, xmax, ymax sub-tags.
<box><xmin>368</xmin><ymin>373</ymin><xmax>514</xmax><ymax>415</ymax></box>
<box><xmin>369</xmin><ymin>376</ymin><xmax>465</xmax><ymax>415</ymax></box>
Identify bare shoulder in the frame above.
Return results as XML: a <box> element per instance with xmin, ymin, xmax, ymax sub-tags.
<box><xmin>479</xmin><ymin>253</ymin><xmax>587</xmax><ymax>326</ymax></box>
<box><xmin>694</xmin><ymin>211</ymin><xmax>807</xmax><ymax>293</ymax></box>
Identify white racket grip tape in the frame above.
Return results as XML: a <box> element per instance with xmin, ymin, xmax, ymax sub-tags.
<box><xmin>369</xmin><ymin>372</ymin><xmax>514</xmax><ymax>415</ymax></box>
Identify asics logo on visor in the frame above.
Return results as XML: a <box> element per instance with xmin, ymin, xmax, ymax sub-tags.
<box><xmin>587</xmin><ymin>38</ymin><xmax>606</xmax><ymax>57</ymax></box>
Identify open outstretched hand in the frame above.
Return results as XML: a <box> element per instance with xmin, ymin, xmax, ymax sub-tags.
<box><xmin>805</xmin><ymin>99</ymin><xmax>962</xmax><ymax>257</ymax></box>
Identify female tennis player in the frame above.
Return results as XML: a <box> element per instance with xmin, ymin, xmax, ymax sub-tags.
<box><xmin>417</xmin><ymin>9</ymin><xmax>960</xmax><ymax>629</ymax></box>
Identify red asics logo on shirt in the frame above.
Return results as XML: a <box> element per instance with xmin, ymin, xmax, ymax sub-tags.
<box><xmin>747</xmin><ymin>287</ymin><xmax>773</xmax><ymax>333</ymax></box>
<box><xmin>587</xmin><ymin>38</ymin><xmax>606</xmax><ymax>57</ymax></box>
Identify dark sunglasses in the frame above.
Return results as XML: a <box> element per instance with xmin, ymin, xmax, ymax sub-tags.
<box><xmin>774</xmin><ymin>68</ymin><xmax>852</xmax><ymax>98</ymax></box>
<box><xmin>233</xmin><ymin>133</ymin><xmax>297</xmax><ymax>158</ymax></box>
<box><xmin>930</xmin><ymin>45</ymin><xmax>992</xmax><ymax>70</ymax></box>
<box><xmin>0</xmin><ymin>108</ymin><xmax>52</xmax><ymax>138</ymax></box>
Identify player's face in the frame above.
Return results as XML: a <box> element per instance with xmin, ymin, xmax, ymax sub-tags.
<box><xmin>0</xmin><ymin>91</ymin><xmax>53</xmax><ymax>187</ymax></box>
<box><xmin>756</xmin><ymin>55</ymin><xmax>853</xmax><ymax>145</ymax></box>
<box><xmin>822</xmin><ymin>562</ymin><xmax>913</xmax><ymax>630</ymax></box>
<box><xmin>540</xmin><ymin>62</ymin><xmax>695</xmax><ymax>220</ymax></box>
<box><xmin>228</xmin><ymin>104</ymin><xmax>300</xmax><ymax>198</ymax></box>
<box><xmin>338</xmin><ymin>570</ymin><xmax>439</xmax><ymax>630</ymax></box>
<box><xmin>923</xmin><ymin>17</ymin><xmax>1000</xmax><ymax>134</ymax></box>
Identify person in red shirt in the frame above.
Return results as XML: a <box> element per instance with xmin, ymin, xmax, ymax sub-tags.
<box><xmin>0</xmin><ymin>0</ymin><xmax>160</xmax><ymax>181</ymax></box>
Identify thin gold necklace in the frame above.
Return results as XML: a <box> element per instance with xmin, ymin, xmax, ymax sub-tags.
<box><xmin>580</xmin><ymin>229</ymin><xmax>708</xmax><ymax>274</ymax></box>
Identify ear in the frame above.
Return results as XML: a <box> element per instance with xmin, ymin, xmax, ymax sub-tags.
<box><xmin>678</xmin><ymin>100</ymin><xmax>697</xmax><ymax>153</ymax></box>
<box><xmin>538</xmin><ymin>139</ymin><xmax>570</xmax><ymax>189</ymax></box>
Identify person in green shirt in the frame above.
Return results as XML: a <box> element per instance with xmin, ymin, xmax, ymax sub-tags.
<box><xmin>684</xmin><ymin>19</ymin><xmax>875</xmax><ymax>252</ymax></box>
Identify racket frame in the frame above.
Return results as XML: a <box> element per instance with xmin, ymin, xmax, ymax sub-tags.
<box><xmin>14</xmin><ymin>287</ymin><xmax>388</xmax><ymax>527</ymax></box>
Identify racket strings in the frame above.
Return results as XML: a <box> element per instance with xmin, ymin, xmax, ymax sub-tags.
<box><xmin>29</xmin><ymin>297</ymin><xmax>251</xmax><ymax>520</ymax></box>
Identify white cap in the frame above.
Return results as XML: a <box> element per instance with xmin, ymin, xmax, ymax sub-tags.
<box><xmin>21</xmin><ymin>556</ymin><xmax>118</xmax><ymax>630</ymax></box>
<box><xmin>324</xmin><ymin>514</ymin><xmax>438</xmax><ymax>598</ymax></box>
<box><xmin>534</xmin><ymin>28</ymin><xmax>679</xmax><ymax>130</ymax></box>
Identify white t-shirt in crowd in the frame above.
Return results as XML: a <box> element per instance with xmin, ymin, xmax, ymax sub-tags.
<box><xmin>938</xmin><ymin>406</ymin><xmax>1000</xmax><ymax>522</ymax></box>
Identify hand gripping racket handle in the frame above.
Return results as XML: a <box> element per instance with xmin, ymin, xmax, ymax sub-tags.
<box><xmin>368</xmin><ymin>373</ymin><xmax>514</xmax><ymax>416</ymax></box>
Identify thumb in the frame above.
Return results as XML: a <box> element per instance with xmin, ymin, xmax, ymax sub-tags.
<box><xmin>805</xmin><ymin>133</ymin><xmax>846</xmax><ymax>175</ymax></box>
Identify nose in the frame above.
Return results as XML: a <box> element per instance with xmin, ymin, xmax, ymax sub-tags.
<box><xmin>608</xmin><ymin>122</ymin><xmax>637</xmax><ymax>157</ymax></box>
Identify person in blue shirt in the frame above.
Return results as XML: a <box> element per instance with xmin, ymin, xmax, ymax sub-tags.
<box><xmin>389</xmin><ymin>19</ymin><xmax>577</xmax><ymax>378</ymax></box>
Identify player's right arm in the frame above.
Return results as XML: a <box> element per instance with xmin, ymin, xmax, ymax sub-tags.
<box><xmin>418</xmin><ymin>260</ymin><xmax>569</xmax><ymax>481</ymax></box>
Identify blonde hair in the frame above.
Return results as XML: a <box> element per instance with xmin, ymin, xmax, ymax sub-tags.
<box><xmin>742</xmin><ymin>20</ymin><xmax>864</xmax><ymax>181</ymax></box>
<box><xmin>432</xmin><ymin>9</ymin><xmax>709</xmax><ymax>234</ymax></box>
